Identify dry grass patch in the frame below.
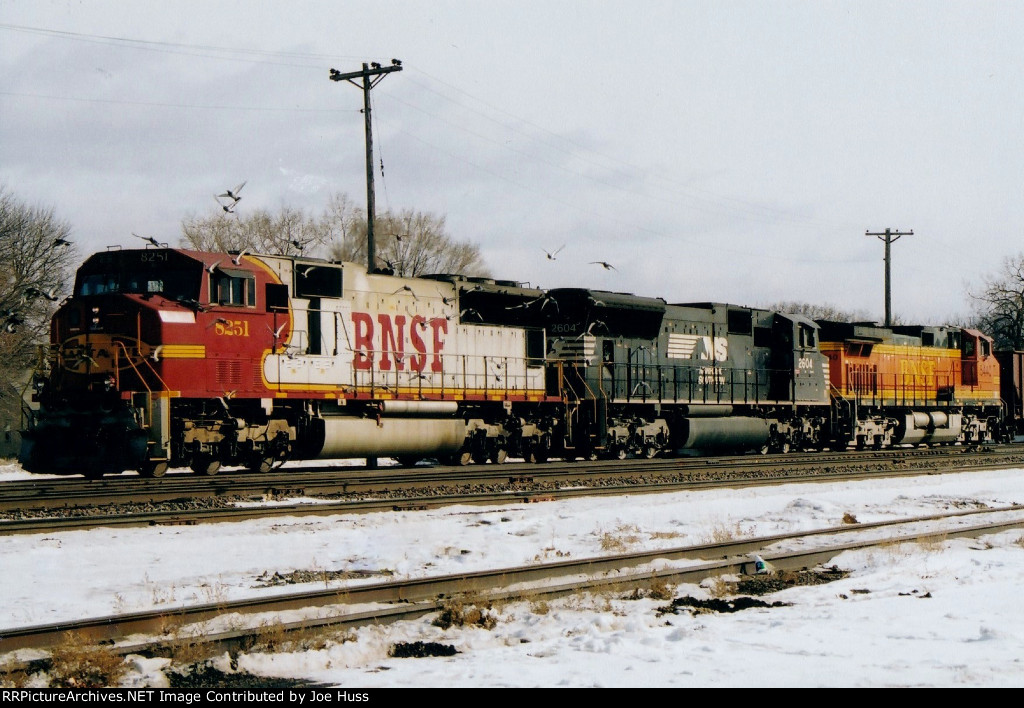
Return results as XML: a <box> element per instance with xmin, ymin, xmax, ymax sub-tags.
<box><xmin>702</xmin><ymin>522</ymin><xmax>746</xmax><ymax>545</ymax></box>
<box><xmin>47</xmin><ymin>632</ymin><xmax>127</xmax><ymax>688</ymax></box>
<box><xmin>532</xmin><ymin>547</ymin><xmax>571</xmax><ymax>562</ymax></box>
<box><xmin>623</xmin><ymin>574</ymin><xmax>675</xmax><ymax>601</ymax></box>
<box><xmin>432</xmin><ymin>597</ymin><xmax>498</xmax><ymax>630</ymax></box>
<box><xmin>701</xmin><ymin>575</ymin><xmax>732</xmax><ymax>599</ymax></box>
<box><xmin>916</xmin><ymin>533</ymin><xmax>949</xmax><ymax>553</ymax></box>
<box><xmin>599</xmin><ymin>523</ymin><xmax>643</xmax><ymax>552</ymax></box>
<box><xmin>241</xmin><ymin>619</ymin><xmax>340</xmax><ymax>655</ymax></box>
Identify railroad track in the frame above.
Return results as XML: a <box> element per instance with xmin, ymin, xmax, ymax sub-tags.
<box><xmin>3</xmin><ymin>447</ymin><xmax>1024</xmax><ymax>535</ymax></box>
<box><xmin>3</xmin><ymin>443</ymin><xmax>1023</xmax><ymax>518</ymax></box>
<box><xmin>2</xmin><ymin>503</ymin><xmax>1023</xmax><ymax>666</ymax></box>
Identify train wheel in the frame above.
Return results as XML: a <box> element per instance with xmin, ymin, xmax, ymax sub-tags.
<box><xmin>191</xmin><ymin>456</ymin><xmax>221</xmax><ymax>476</ymax></box>
<box><xmin>142</xmin><ymin>461</ymin><xmax>169</xmax><ymax>478</ymax></box>
<box><xmin>490</xmin><ymin>448</ymin><xmax>508</xmax><ymax>464</ymax></box>
<box><xmin>643</xmin><ymin>444</ymin><xmax>658</xmax><ymax>459</ymax></box>
<box><xmin>249</xmin><ymin>457</ymin><xmax>275</xmax><ymax>474</ymax></box>
<box><xmin>458</xmin><ymin>450</ymin><xmax>473</xmax><ymax>466</ymax></box>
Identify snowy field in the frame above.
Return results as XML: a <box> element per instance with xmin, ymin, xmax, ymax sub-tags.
<box><xmin>2</xmin><ymin>462</ymin><xmax>1024</xmax><ymax>687</ymax></box>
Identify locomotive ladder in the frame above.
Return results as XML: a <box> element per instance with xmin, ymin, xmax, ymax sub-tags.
<box><xmin>561</xmin><ymin>361</ymin><xmax>604</xmax><ymax>454</ymax></box>
<box><xmin>828</xmin><ymin>383</ymin><xmax>855</xmax><ymax>446</ymax></box>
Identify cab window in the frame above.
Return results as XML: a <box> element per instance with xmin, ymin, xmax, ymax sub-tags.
<box><xmin>210</xmin><ymin>269</ymin><xmax>256</xmax><ymax>307</ymax></box>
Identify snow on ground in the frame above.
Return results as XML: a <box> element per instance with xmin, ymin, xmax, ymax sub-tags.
<box><xmin>2</xmin><ymin>462</ymin><xmax>1024</xmax><ymax>687</ymax></box>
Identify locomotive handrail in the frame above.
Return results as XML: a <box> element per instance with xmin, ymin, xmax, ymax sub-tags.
<box><xmin>18</xmin><ymin>345</ymin><xmax>49</xmax><ymax>430</ymax></box>
<box><xmin>343</xmin><ymin>349</ymin><xmax>541</xmax><ymax>400</ymax></box>
<box><xmin>111</xmin><ymin>340</ymin><xmax>170</xmax><ymax>394</ymax></box>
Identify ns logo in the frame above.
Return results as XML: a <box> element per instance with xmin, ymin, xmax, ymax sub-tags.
<box><xmin>668</xmin><ymin>334</ymin><xmax>729</xmax><ymax>362</ymax></box>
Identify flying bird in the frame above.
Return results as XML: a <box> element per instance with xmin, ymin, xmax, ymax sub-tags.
<box><xmin>267</xmin><ymin>323</ymin><xmax>287</xmax><ymax>338</ymax></box>
<box><xmin>24</xmin><ymin>286</ymin><xmax>60</xmax><ymax>302</ymax></box>
<box><xmin>204</xmin><ymin>260</ymin><xmax>222</xmax><ymax>274</ymax></box>
<box><xmin>300</xmin><ymin>265</ymin><xmax>318</xmax><ymax>278</ymax></box>
<box><xmin>543</xmin><ymin>245</ymin><xmax>565</xmax><ymax>260</ymax></box>
<box><xmin>577</xmin><ymin>320</ymin><xmax>608</xmax><ymax>338</ymax></box>
<box><xmin>460</xmin><ymin>308</ymin><xmax>482</xmax><ymax>321</ymax></box>
<box><xmin>218</xmin><ymin>181</ymin><xmax>246</xmax><ymax>203</ymax></box>
<box><xmin>590</xmin><ymin>261</ymin><xmax>616</xmax><ymax>271</ymax></box>
<box><xmin>133</xmin><ymin>233</ymin><xmax>163</xmax><ymax>248</ymax></box>
<box><xmin>175</xmin><ymin>296</ymin><xmax>209</xmax><ymax>312</ymax></box>
<box><xmin>506</xmin><ymin>294</ymin><xmax>558</xmax><ymax>313</ymax></box>
<box><xmin>215</xmin><ymin>196</ymin><xmax>236</xmax><ymax>214</ymax></box>
<box><xmin>230</xmin><ymin>250</ymin><xmax>248</xmax><ymax>266</ymax></box>
<box><xmin>392</xmin><ymin>285</ymin><xmax>418</xmax><ymax>299</ymax></box>
<box><xmin>54</xmin><ymin>237</ymin><xmax>72</xmax><ymax>247</ymax></box>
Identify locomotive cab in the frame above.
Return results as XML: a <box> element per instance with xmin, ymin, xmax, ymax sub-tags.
<box><xmin>960</xmin><ymin>328</ymin><xmax>999</xmax><ymax>392</ymax></box>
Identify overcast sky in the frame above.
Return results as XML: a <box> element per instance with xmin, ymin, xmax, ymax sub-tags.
<box><xmin>2</xmin><ymin>1</ymin><xmax>1022</xmax><ymax>324</ymax></box>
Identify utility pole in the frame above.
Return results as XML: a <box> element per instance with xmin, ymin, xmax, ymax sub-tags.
<box><xmin>329</xmin><ymin>61</ymin><xmax>402</xmax><ymax>472</ymax></box>
<box><xmin>866</xmin><ymin>228</ymin><xmax>913</xmax><ymax>327</ymax></box>
<box><xmin>329</xmin><ymin>60</ymin><xmax>403</xmax><ymax>273</ymax></box>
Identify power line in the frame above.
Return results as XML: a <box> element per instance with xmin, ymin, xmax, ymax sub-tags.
<box><xmin>0</xmin><ymin>90</ymin><xmax>357</xmax><ymax>114</ymax></box>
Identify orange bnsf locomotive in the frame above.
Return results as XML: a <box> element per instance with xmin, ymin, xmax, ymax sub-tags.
<box><xmin>18</xmin><ymin>246</ymin><xmax>1010</xmax><ymax>478</ymax></box>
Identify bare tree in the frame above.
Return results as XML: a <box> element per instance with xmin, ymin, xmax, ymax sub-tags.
<box><xmin>181</xmin><ymin>204</ymin><xmax>332</xmax><ymax>257</ymax></box>
<box><xmin>0</xmin><ymin>185</ymin><xmax>77</xmax><ymax>404</ymax></box>
<box><xmin>365</xmin><ymin>208</ymin><xmax>490</xmax><ymax>277</ymax></box>
<box><xmin>765</xmin><ymin>301</ymin><xmax>874</xmax><ymax>323</ymax></box>
<box><xmin>181</xmin><ymin>193</ymin><xmax>490</xmax><ymax>278</ymax></box>
<box><xmin>969</xmin><ymin>253</ymin><xmax>1024</xmax><ymax>350</ymax></box>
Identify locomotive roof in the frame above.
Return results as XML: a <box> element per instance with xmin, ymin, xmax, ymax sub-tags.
<box><xmin>547</xmin><ymin>288</ymin><xmax>667</xmax><ymax>311</ymax></box>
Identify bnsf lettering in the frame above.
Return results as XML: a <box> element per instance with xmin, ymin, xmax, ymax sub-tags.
<box><xmin>899</xmin><ymin>360</ymin><xmax>936</xmax><ymax>377</ymax></box>
<box><xmin>351</xmin><ymin>312</ymin><xmax>447</xmax><ymax>372</ymax></box>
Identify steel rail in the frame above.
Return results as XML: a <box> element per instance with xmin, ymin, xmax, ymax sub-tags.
<box><xmin>2</xmin><ymin>504</ymin><xmax>1023</xmax><ymax>658</ymax></box>
<box><xmin>5</xmin><ymin>444</ymin><xmax>1021</xmax><ymax>513</ymax></box>
<box><xmin>3</xmin><ymin>456</ymin><xmax>1023</xmax><ymax>536</ymax></box>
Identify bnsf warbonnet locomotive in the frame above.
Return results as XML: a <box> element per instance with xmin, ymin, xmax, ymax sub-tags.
<box><xmin>19</xmin><ymin>247</ymin><xmax>1007</xmax><ymax>477</ymax></box>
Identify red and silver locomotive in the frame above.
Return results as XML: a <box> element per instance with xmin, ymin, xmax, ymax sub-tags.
<box><xmin>21</xmin><ymin>247</ymin><xmax>554</xmax><ymax>477</ymax></box>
